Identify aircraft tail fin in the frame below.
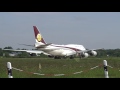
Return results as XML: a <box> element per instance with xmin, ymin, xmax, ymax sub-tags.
<box><xmin>33</xmin><ymin>26</ymin><xmax>46</xmax><ymax>44</ymax></box>
<box><xmin>33</xmin><ymin>26</ymin><xmax>53</xmax><ymax>48</ymax></box>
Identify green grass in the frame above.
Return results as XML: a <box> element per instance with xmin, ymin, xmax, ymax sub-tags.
<box><xmin>0</xmin><ymin>57</ymin><xmax>120</xmax><ymax>78</ymax></box>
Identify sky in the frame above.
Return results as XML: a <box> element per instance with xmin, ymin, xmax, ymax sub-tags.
<box><xmin>0</xmin><ymin>12</ymin><xmax>120</xmax><ymax>49</ymax></box>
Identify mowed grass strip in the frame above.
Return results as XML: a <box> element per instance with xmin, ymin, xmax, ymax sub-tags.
<box><xmin>0</xmin><ymin>57</ymin><xmax>120</xmax><ymax>78</ymax></box>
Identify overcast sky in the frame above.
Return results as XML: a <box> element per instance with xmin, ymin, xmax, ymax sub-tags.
<box><xmin>0</xmin><ymin>12</ymin><xmax>120</xmax><ymax>49</ymax></box>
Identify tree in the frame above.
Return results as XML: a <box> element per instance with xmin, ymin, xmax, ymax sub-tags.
<box><xmin>4</xmin><ymin>46</ymin><xmax>13</xmax><ymax>49</ymax></box>
<box><xmin>3</xmin><ymin>46</ymin><xmax>13</xmax><ymax>53</ymax></box>
<box><xmin>17</xmin><ymin>52</ymin><xmax>29</xmax><ymax>58</ymax></box>
<box><xmin>0</xmin><ymin>48</ymin><xmax>3</xmax><ymax>56</ymax></box>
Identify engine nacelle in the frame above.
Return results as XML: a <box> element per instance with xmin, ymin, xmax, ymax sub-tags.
<box><xmin>48</xmin><ymin>55</ymin><xmax>54</xmax><ymax>58</ymax></box>
<box><xmin>29</xmin><ymin>53</ymin><xmax>36</xmax><ymax>56</ymax></box>
<box><xmin>89</xmin><ymin>51</ymin><xmax>97</xmax><ymax>56</ymax></box>
<box><xmin>81</xmin><ymin>52</ymin><xmax>89</xmax><ymax>58</ymax></box>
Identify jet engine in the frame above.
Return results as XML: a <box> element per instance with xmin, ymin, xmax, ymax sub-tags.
<box><xmin>29</xmin><ymin>53</ymin><xmax>37</xmax><ymax>56</ymax></box>
<box><xmin>89</xmin><ymin>50</ymin><xmax>97</xmax><ymax>56</ymax></box>
<box><xmin>80</xmin><ymin>52</ymin><xmax>89</xmax><ymax>58</ymax></box>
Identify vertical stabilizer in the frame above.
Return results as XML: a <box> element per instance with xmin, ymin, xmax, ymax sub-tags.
<box><xmin>33</xmin><ymin>26</ymin><xmax>46</xmax><ymax>45</ymax></box>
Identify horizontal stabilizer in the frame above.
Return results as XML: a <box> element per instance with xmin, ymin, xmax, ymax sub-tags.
<box><xmin>18</xmin><ymin>44</ymin><xmax>35</xmax><ymax>47</ymax></box>
<box><xmin>36</xmin><ymin>43</ymin><xmax>52</xmax><ymax>48</ymax></box>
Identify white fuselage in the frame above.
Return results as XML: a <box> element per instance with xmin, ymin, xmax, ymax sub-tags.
<box><xmin>37</xmin><ymin>44</ymin><xmax>86</xmax><ymax>57</ymax></box>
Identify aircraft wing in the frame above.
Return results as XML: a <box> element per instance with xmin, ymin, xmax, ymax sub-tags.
<box><xmin>3</xmin><ymin>49</ymin><xmax>43</xmax><ymax>54</ymax></box>
<box><xmin>78</xmin><ymin>48</ymin><xmax>104</xmax><ymax>53</ymax></box>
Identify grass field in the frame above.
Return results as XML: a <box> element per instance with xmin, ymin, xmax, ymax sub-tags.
<box><xmin>0</xmin><ymin>57</ymin><xmax>120</xmax><ymax>78</ymax></box>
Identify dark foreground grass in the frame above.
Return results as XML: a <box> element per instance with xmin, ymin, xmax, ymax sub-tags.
<box><xmin>0</xmin><ymin>57</ymin><xmax>120</xmax><ymax>78</ymax></box>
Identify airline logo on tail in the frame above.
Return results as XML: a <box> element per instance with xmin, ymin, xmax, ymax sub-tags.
<box><xmin>37</xmin><ymin>34</ymin><xmax>42</xmax><ymax>42</ymax></box>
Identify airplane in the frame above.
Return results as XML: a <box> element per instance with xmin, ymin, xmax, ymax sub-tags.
<box><xmin>3</xmin><ymin>26</ymin><xmax>104</xmax><ymax>59</ymax></box>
